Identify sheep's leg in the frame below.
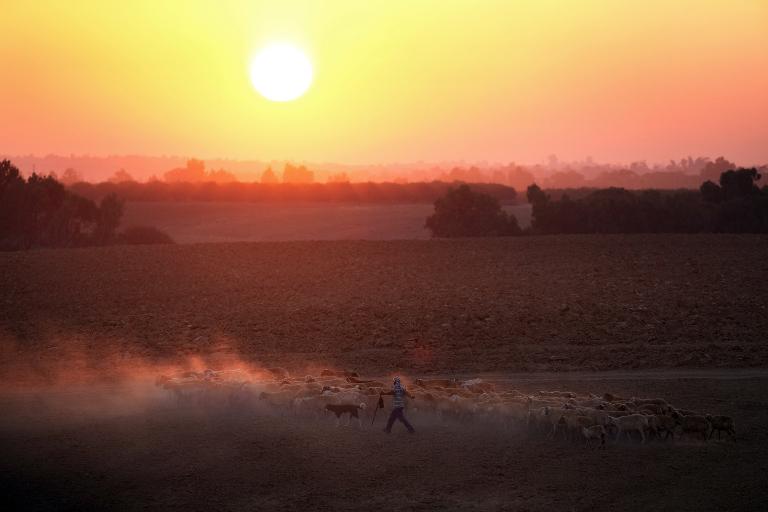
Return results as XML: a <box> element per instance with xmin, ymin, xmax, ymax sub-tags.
<box><xmin>639</xmin><ymin>428</ymin><xmax>645</xmax><ymax>444</ymax></box>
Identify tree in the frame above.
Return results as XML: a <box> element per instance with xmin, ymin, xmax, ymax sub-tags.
<box><xmin>719</xmin><ymin>168</ymin><xmax>761</xmax><ymax>200</ymax></box>
<box><xmin>327</xmin><ymin>172</ymin><xmax>350</xmax><ymax>183</ymax></box>
<box><xmin>164</xmin><ymin>159</ymin><xmax>207</xmax><ymax>183</ymax></box>
<box><xmin>425</xmin><ymin>184</ymin><xmax>520</xmax><ymax>237</ymax></box>
<box><xmin>0</xmin><ymin>160</ymin><xmax>109</xmax><ymax>250</ymax></box>
<box><xmin>260</xmin><ymin>167</ymin><xmax>279</xmax><ymax>184</ymax></box>
<box><xmin>109</xmin><ymin>168</ymin><xmax>135</xmax><ymax>183</ymax></box>
<box><xmin>700</xmin><ymin>156</ymin><xmax>736</xmax><ymax>182</ymax></box>
<box><xmin>282</xmin><ymin>163</ymin><xmax>314</xmax><ymax>183</ymax></box>
<box><xmin>95</xmin><ymin>193</ymin><xmax>124</xmax><ymax>244</ymax></box>
<box><xmin>61</xmin><ymin>168</ymin><xmax>83</xmax><ymax>185</ymax></box>
<box><xmin>700</xmin><ymin>180</ymin><xmax>723</xmax><ymax>203</ymax></box>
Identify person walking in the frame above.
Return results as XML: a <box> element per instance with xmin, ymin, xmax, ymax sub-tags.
<box><xmin>381</xmin><ymin>376</ymin><xmax>415</xmax><ymax>434</ymax></box>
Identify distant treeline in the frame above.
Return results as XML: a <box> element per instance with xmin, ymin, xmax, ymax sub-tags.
<box><xmin>526</xmin><ymin>168</ymin><xmax>768</xmax><ymax>234</ymax></box>
<box><xmin>425</xmin><ymin>168</ymin><xmax>768</xmax><ymax>237</ymax></box>
<box><xmin>0</xmin><ymin>160</ymin><xmax>172</xmax><ymax>250</ymax></box>
<box><xmin>69</xmin><ymin>180</ymin><xmax>520</xmax><ymax>204</ymax></box>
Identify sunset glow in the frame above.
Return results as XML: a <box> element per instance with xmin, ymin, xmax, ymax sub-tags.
<box><xmin>1</xmin><ymin>1</ymin><xmax>767</xmax><ymax>165</ymax></box>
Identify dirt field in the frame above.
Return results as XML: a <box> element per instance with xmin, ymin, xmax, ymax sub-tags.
<box><xmin>1</xmin><ymin>235</ymin><xmax>767</xmax><ymax>378</ymax></box>
<box><xmin>121</xmin><ymin>201</ymin><xmax>533</xmax><ymax>243</ymax></box>
<box><xmin>2</xmin><ymin>235</ymin><xmax>768</xmax><ymax>510</ymax></box>
<box><xmin>1</xmin><ymin>370</ymin><xmax>766</xmax><ymax>511</ymax></box>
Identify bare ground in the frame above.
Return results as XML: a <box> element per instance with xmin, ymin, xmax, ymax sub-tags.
<box><xmin>1</xmin><ymin>235</ymin><xmax>767</xmax><ymax>377</ymax></box>
<box><xmin>1</xmin><ymin>370</ymin><xmax>766</xmax><ymax>512</ymax></box>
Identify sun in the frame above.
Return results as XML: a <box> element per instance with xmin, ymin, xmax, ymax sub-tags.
<box><xmin>249</xmin><ymin>43</ymin><xmax>313</xmax><ymax>102</ymax></box>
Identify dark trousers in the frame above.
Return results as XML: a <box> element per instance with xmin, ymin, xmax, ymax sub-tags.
<box><xmin>385</xmin><ymin>407</ymin><xmax>415</xmax><ymax>433</ymax></box>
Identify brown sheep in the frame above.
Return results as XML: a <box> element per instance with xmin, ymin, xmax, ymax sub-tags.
<box><xmin>582</xmin><ymin>425</ymin><xmax>607</xmax><ymax>449</ymax></box>
<box><xmin>677</xmin><ymin>414</ymin><xmax>710</xmax><ymax>441</ymax></box>
<box><xmin>706</xmin><ymin>415</ymin><xmax>736</xmax><ymax>441</ymax></box>
<box><xmin>647</xmin><ymin>414</ymin><xmax>677</xmax><ymax>440</ymax></box>
<box><xmin>266</xmin><ymin>367</ymin><xmax>290</xmax><ymax>380</ymax></box>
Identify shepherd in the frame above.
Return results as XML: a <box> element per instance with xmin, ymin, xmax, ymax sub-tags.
<box><xmin>380</xmin><ymin>376</ymin><xmax>416</xmax><ymax>434</ymax></box>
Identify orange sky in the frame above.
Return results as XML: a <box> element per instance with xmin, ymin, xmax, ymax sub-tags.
<box><xmin>1</xmin><ymin>1</ymin><xmax>767</xmax><ymax>165</ymax></box>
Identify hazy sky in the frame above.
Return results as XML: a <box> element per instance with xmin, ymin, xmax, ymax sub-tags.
<box><xmin>2</xmin><ymin>1</ymin><xmax>767</xmax><ymax>165</ymax></box>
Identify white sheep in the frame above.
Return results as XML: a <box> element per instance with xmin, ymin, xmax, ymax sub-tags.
<box><xmin>610</xmin><ymin>414</ymin><xmax>649</xmax><ymax>443</ymax></box>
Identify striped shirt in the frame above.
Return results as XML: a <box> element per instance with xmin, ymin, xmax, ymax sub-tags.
<box><xmin>393</xmin><ymin>387</ymin><xmax>406</xmax><ymax>408</ymax></box>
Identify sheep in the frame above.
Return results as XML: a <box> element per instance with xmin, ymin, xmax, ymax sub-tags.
<box><xmin>637</xmin><ymin>403</ymin><xmax>669</xmax><ymax>416</ymax></box>
<box><xmin>265</xmin><ymin>367</ymin><xmax>290</xmax><ymax>380</ymax></box>
<box><xmin>536</xmin><ymin>390</ymin><xmax>576</xmax><ymax>399</ymax></box>
<box><xmin>706</xmin><ymin>415</ymin><xmax>736</xmax><ymax>441</ymax></box>
<box><xmin>676</xmin><ymin>414</ymin><xmax>710</xmax><ymax>441</ymax></box>
<box><xmin>582</xmin><ymin>425</ymin><xmax>607</xmax><ymax>449</ymax></box>
<box><xmin>414</xmin><ymin>378</ymin><xmax>457</xmax><ymax>389</ymax></box>
<box><xmin>293</xmin><ymin>394</ymin><xmax>336</xmax><ymax>418</ymax></box>
<box><xmin>610</xmin><ymin>414</ymin><xmax>649</xmax><ymax>443</ymax></box>
<box><xmin>632</xmin><ymin>397</ymin><xmax>669</xmax><ymax>407</ymax></box>
<box><xmin>563</xmin><ymin>415</ymin><xmax>596</xmax><ymax>441</ymax></box>
<box><xmin>258</xmin><ymin>390</ymin><xmax>296</xmax><ymax>412</ymax></box>
<box><xmin>320</xmin><ymin>369</ymin><xmax>359</xmax><ymax>378</ymax></box>
<box><xmin>647</xmin><ymin>414</ymin><xmax>677</xmax><ymax>440</ymax></box>
<box><xmin>602</xmin><ymin>392</ymin><xmax>628</xmax><ymax>402</ymax></box>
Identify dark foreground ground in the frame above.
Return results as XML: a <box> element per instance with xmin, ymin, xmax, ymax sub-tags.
<box><xmin>1</xmin><ymin>370</ymin><xmax>766</xmax><ymax>512</ymax></box>
<box><xmin>2</xmin><ymin>235</ymin><xmax>768</xmax><ymax>378</ymax></box>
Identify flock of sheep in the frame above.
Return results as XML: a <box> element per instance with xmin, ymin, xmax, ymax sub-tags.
<box><xmin>155</xmin><ymin>367</ymin><xmax>736</xmax><ymax>446</ymax></box>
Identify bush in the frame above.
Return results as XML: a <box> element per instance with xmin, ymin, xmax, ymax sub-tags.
<box><xmin>425</xmin><ymin>184</ymin><xmax>520</xmax><ymax>237</ymax></box>
<box><xmin>116</xmin><ymin>225</ymin><xmax>174</xmax><ymax>245</ymax></box>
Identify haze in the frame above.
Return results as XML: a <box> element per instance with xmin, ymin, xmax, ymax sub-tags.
<box><xmin>2</xmin><ymin>1</ymin><xmax>767</xmax><ymax>168</ymax></box>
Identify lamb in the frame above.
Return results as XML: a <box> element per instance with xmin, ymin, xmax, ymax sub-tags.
<box><xmin>581</xmin><ymin>425</ymin><xmax>607</xmax><ymax>449</ymax></box>
<box><xmin>610</xmin><ymin>414</ymin><xmax>649</xmax><ymax>443</ymax></box>
<box><xmin>706</xmin><ymin>415</ymin><xmax>736</xmax><ymax>441</ymax></box>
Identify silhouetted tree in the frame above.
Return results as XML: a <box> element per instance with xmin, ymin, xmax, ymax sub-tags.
<box><xmin>164</xmin><ymin>159</ymin><xmax>207</xmax><ymax>183</ymax></box>
<box><xmin>282</xmin><ymin>163</ymin><xmax>314</xmax><ymax>184</ymax></box>
<box><xmin>260</xmin><ymin>167</ymin><xmax>278</xmax><ymax>184</ymax></box>
<box><xmin>720</xmin><ymin>168</ymin><xmax>761</xmax><ymax>200</ymax></box>
<box><xmin>700</xmin><ymin>156</ymin><xmax>736</xmax><ymax>182</ymax></box>
<box><xmin>0</xmin><ymin>159</ymin><xmax>122</xmax><ymax>250</ymax></box>
<box><xmin>61</xmin><ymin>168</ymin><xmax>83</xmax><ymax>185</ymax></box>
<box><xmin>426</xmin><ymin>185</ymin><xmax>520</xmax><ymax>237</ymax></box>
<box><xmin>527</xmin><ymin>168</ymin><xmax>768</xmax><ymax>234</ymax></box>
<box><xmin>94</xmin><ymin>193</ymin><xmax>124</xmax><ymax>244</ymax></box>
<box><xmin>109</xmin><ymin>168</ymin><xmax>135</xmax><ymax>183</ymax></box>
<box><xmin>700</xmin><ymin>180</ymin><xmax>723</xmax><ymax>203</ymax></box>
